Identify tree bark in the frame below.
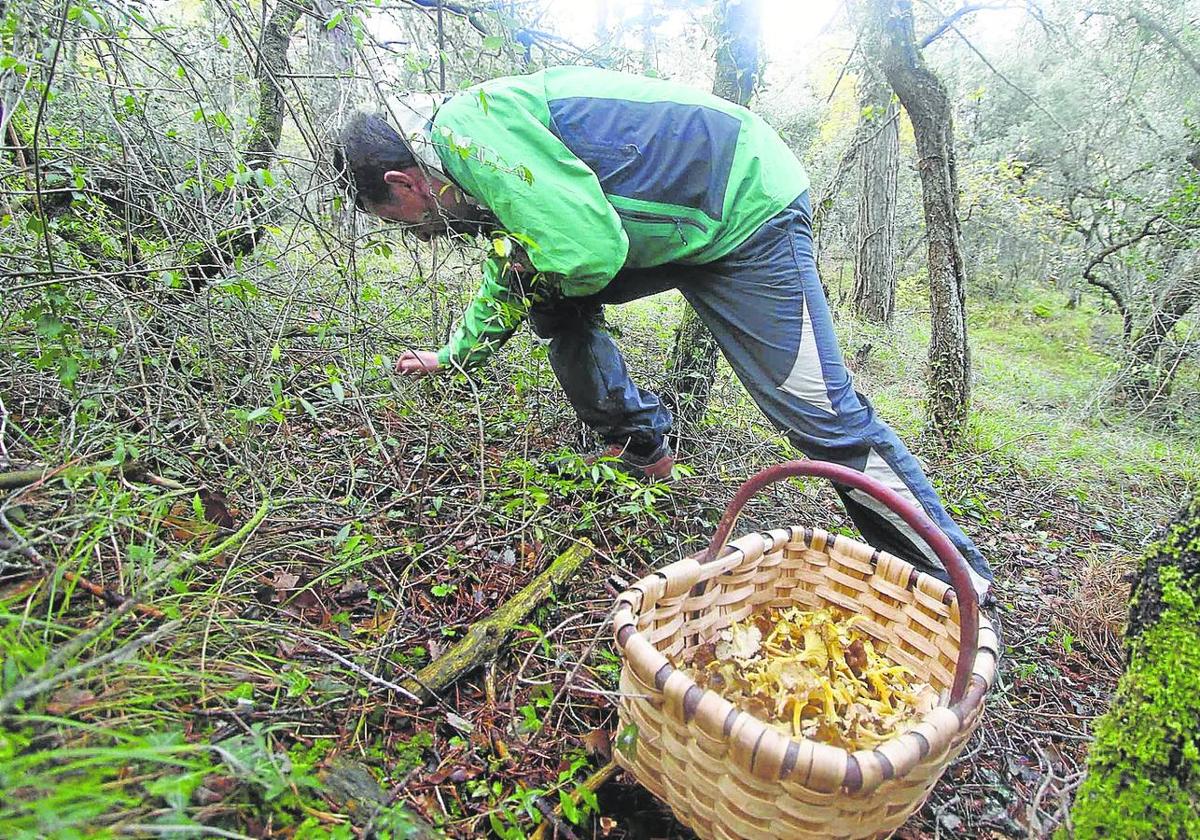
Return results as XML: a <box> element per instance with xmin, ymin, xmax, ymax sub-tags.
<box><xmin>1120</xmin><ymin>272</ymin><xmax>1200</xmax><ymax>404</ymax></box>
<box><xmin>185</xmin><ymin>0</ymin><xmax>306</xmax><ymax>287</ymax></box>
<box><xmin>870</xmin><ymin>0</ymin><xmax>971</xmax><ymax>443</ymax></box>
<box><xmin>851</xmin><ymin>67</ymin><xmax>900</xmax><ymax>325</ymax></box>
<box><xmin>1070</xmin><ymin>492</ymin><xmax>1200</xmax><ymax>837</ymax></box>
<box><xmin>668</xmin><ymin>0</ymin><xmax>761</xmax><ymax>443</ymax></box>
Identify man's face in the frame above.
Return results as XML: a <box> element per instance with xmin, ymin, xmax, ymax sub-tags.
<box><xmin>362</xmin><ymin>169</ymin><xmax>480</xmax><ymax>241</ymax></box>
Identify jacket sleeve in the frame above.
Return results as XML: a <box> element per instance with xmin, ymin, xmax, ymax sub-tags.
<box><xmin>432</xmin><ymin>85</ymin><xmax>629</xmax><ymax>369</ymax></box>
<box><xmin>435</xmin><ymin>249</ymin><xmax>540</xmax><ymax>370</ymax></box>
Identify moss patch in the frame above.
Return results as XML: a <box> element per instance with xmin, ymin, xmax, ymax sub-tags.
<box><xmin>1069</xmin><ymin>495</ymin><xmax>1200</xmax><ymax>838</ymax></box>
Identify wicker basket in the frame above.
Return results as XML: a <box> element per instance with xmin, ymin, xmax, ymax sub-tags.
<box><xmin>612</xmin><ymin>461</ymin><xmax>998</xmax><ymax>840</ymax></box>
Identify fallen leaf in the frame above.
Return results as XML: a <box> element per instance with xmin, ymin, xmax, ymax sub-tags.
<box><xmin>334</xmin><ymin>579</ymin><xmax>369</xmax><ymax>604</ymax></box>
<box><xmin>271</xmin><ymin>571</ymin><xmax>300</xmax><ymax>601</ymax></box>
<box><xmin>193</xmin><ymin>774</ymin><xmax>237</xmax><ymax>805</ymax></box>
<box><xmin>939</xmin><ymin>812</ymin><xmax>963</xmax><ymax>832</ymax></box>
<box><xmin>199</xmin><ymin>487</ymin><xmax>235</xmax><ymax>528</ymax></box>
<box><xmin>46</xmin><ymin>686</ymin><xmax>96</xmax><ymax>715</ymax></box>
<box><xmin>445</xmin><ymin>712</ymin><xmax>474</xmax><ymax>734</ymax></box>
<box><xmin>426</xmin><ymin>762</ymin><xmax>484</xmax><ymax>785</ymax></box>
<box><xmin>354</xmin><ymin>610</ymin><xmax>396</xmax><ymax>636</ymax></box>
<box><xmin>582</xmin><ymin>727</ymin><xmax>612</xmax><ymax>760</ymax></box>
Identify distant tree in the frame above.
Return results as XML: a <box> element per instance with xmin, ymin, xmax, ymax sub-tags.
<box><xmin>1070</xmin><ymin>492</ymin><xmax>1200</xmax><ymax>838</ymax></box>
<box><xmin>940</xmin><ymin>1</ymin><xmax>1199</xmax><ymax>414</ymax></box>
<box><xmin>668</xmin><ymin>0</ymin><xmax>762</xmax><ymax>443</ymax></box>
<box><xmin>851</xmin><ymin>62</ymin><xmax>900</xmax><ymax>325</ymax></box>
<box><xmin>868</xmin><ymin>0</ymin><xmax>971</xmax><ymax>443</ymax></box>
<box><xmin>185</xmin><ymin>0</ymin><xmax>310</xmax><ymax>286</ymax></box>
<box><xmin>1078</xmin><ymin>4</ymin><xmax>1200</xmax><ymax>406</ymax></box>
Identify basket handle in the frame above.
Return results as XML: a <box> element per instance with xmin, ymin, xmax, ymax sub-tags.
<box><xmin>700</xmin><ymin>460</ymin><xmax>979</xmax><ymax>704</ymax></box>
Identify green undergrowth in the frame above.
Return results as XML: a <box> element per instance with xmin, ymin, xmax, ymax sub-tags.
<box><xmin>838</xmin><ymin>284</ymin><xmax>1198</xmax><ymax>514</ymax></box>
<box><xmin>0</xmin><ymin>481</ymin><xmax>424</xmax><ymax>838</ymax></box>
<box><xmin>968</xmin><ymin>288</ymin><xmax>1197</xmax><ymax>499</ymax></box>
<box><xmin>4</xmin><ymin>220</ymin><xmax>1197</xmax><ymax>838</ymax></box>
<box><xmin>1</xmin><ymin>262</ymin><xmax>686</xmax><ymax>837</ymax></box>
<box><xmin>609</xmin><ymin>280</ymin><xmax>1197</xmax><ymax>531</ymax></box>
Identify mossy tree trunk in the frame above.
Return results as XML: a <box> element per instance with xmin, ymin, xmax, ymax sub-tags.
<box><xmin>185</xmin><ymin>0</ymin><xmax>307</xmax><ymax>287</ymax></box>
<box><xmin>1070</xmin><ymin>492</ymin><xmax>1200</xmax><ymax>838</ymax></box>
<box><xmin>667</xmin><ymin>0</ymin><xmax>761</xmax><ymax>445</ymax></box>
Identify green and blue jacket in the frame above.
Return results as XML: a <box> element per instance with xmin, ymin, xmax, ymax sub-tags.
<box><xmin>429</xmin><ymin>66</ymin><xmax>810</xmax><ymax>369</ymax></box>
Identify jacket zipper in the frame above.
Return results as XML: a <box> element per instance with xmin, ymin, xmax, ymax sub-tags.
<box><xmin>613</xmin><ymin>207</ymin><xmax>706</xmax><ymax>245</ymax></box>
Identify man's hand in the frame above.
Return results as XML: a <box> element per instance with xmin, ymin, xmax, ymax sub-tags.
<box><xmin>395</xmin><ymin>349</ymin><xmax>443</xmax><ymax>377</ymax></box>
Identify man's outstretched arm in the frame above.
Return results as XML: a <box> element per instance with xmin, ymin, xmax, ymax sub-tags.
<box><xmin>409</xmin><ymin>81</ymin><xmax>629</xmax><ymax>373</ymax></box>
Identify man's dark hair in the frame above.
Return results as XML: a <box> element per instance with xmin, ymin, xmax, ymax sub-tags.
<box><xmin>332</xmin><ymin>111</ymin><xmax>418</xmax><ymax>210</ymax></box>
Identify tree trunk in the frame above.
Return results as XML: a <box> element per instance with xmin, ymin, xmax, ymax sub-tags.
<box><xmin>185</xmin><ymin>0</ymin><xmax>306</xmax><ymax>287</ymax></box>
<box><xmin>668</xmin><ymin>0</ymin><xmax>761</xmax><ymax>444</ymax></box>
<box><xmin>851</xmin><ymin>67</ymin><xmax>900</xmax><ymax>325</ymax></box>
<box><xmin>1070</xmin><ymin>492</ymin><xmax>1200</xmax><ymax>837</ymax></box>
<box><xmin>1119</xmin><ymin>273</ymin><xmax>1199</xmax><ymax>404</ymax></box>
<box><xmin>870</xmin><ymin>0</ymin><xmax>971</xmax><ymax>443</ymax></box>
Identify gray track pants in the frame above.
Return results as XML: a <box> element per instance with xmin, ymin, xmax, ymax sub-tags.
<box><xmin>528</xmin><ymin>193</ymin><xmax>993</xmax><ymax>595</ymax></box>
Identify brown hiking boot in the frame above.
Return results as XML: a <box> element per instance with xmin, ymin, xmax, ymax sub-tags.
<box><xmin>594</xmin><ymin>442</ymin><xmax>675</xmax><ymax>481</ymax></box>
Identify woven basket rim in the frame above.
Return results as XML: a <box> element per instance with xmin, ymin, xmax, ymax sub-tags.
<box><xmin>613</xmin><ymin>524</ymin><xmax>998</xmax><ymax>794</ymax></box>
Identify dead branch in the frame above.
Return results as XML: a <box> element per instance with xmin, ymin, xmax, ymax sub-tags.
<box><xmin>918</xmin><ymin>2</ymin><xmax>1010</xmax><ymax>48</ymax></box>
<box><xmin>403</xmin><ymin>540</ymin><xmax>593</xmax><ymax>703</ymax></box>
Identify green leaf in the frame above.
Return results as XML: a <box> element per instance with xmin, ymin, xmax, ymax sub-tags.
<box><xmin>615</xmin><ymin>723</ymin><xmax>638</xmax><ymax>759</ymax></box>
<box><xmin>35</xmin><ymin>313</ymin><xmax>65</xmax><ymax>339</ymax></box>
<box><xmin>298</xmin><ymin>396</ymin><xmax>319</xmax><ymax>419</ymax></box>
<box><xmin>324</xmin><ymin>10</ymin><xmax>344</xmax><ymax>29</ymax></box>
<box><xmin>246</xmin><ymin>407</ymin><xmax>271</xmax><ymax>422</ymax></box>
<box><xmin>57</xmin><ymin>354</ymin><xmax>79</xmax><ymax>390</ymax></box>
<box><xmin>330</xmin><ymin>380</ymin><xmax>345</xmax><ymax>403</ymax></box>
<box><xmin>270</xmin><ymin>343</ymin><xmax>281</xmax><ymax>362</ymax></box>
<box><xmin>146</xmin><ymin>771</ymin><xmax>204</xmax><ymax>811</ymax></box>
<box><xmin>578</xmin><ymin>786</ymin><xmax>599</xmax><ymax>813</ymax></box>
<box><xmin>482</xmin><ymin>35</ymin><xmax>503</xmax><ymax>51</ymax></box>
<box><xmin>559</xmin><ymin>789</ymin><xmax>579</xmax><ymax>823</ymax></box>
<box><xmin>225</xmin><ymin>681</ymin><xmax>254</xmax><ymax>700</ymax></box>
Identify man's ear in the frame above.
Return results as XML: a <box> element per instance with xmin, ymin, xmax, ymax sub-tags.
<box><xmin>383</xmin><ymin>169</ymin><xmax>420</xmax><ymax>191</ymax></box>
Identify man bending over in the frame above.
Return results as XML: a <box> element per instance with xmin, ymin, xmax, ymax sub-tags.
<box><xmin>333</xmin><ymin>66</ymin><xmax>993</xmax><ymax>595</ymax></box>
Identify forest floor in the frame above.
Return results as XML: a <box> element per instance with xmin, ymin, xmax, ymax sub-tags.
<box><xmin>2</xmin><ymin>263</ymin><xmax>1196</xmax><ymax>839</ymax></box>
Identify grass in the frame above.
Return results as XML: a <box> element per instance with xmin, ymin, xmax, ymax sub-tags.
<box><xmin>829</xmin><ymin>281</ymin><xmax>1199</xmax><ymax>514</ymax></box>
<box><xmin>967</xmin><ymin>286</ymin><xmax>1197</xmax><ymax>510</ymax></box>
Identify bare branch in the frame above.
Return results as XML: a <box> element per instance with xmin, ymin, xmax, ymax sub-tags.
<box><xmin>1129</xmin><ymin>7</ymin><xmax>1200</xmax><ymax>80</ymax></box>
<box><xmin>949</xmin><ymin>24</ymin><xmax>1071</xmax><ymax>135</ymax></box>
<box><xmin>1081</xmin><ymin>214</ymin><xmax>1168</xmax><ymax>338</ymax></box>
<box><xmin>919</xmin><ymin>2</ymin><xmax>1010</xmax><ymax>48</ymax></box>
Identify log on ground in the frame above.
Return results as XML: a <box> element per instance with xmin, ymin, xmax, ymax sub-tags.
<box><xmin>403</xmin><ymin>540</ymin><xmax>593</xmax><ymax>703</ymax></box>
